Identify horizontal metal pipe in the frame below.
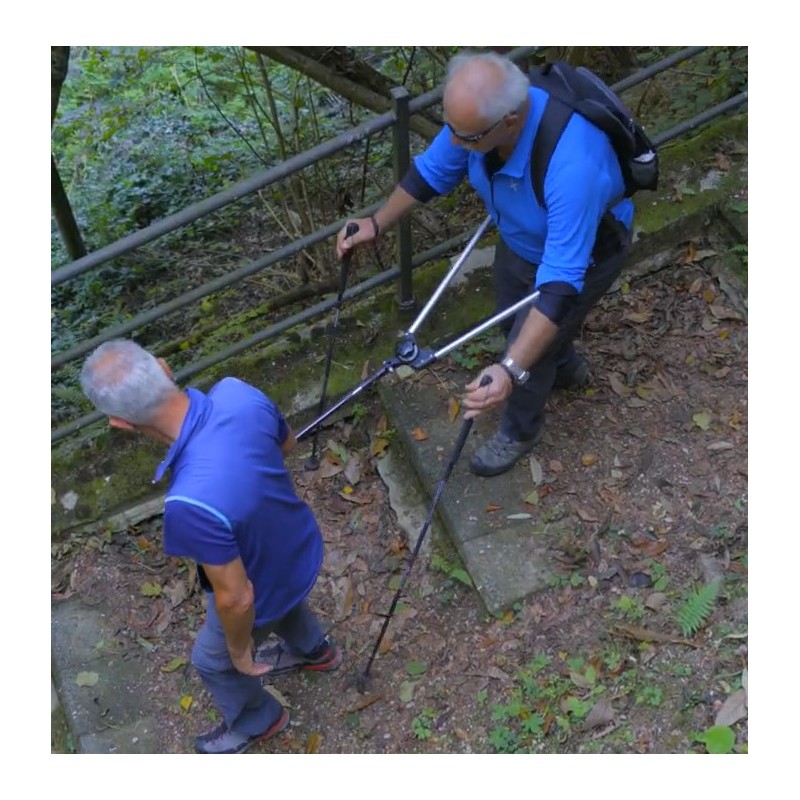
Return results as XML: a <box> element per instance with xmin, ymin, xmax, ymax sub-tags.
<box><xmin>51</xmin><ymin>230</ymin><xmax>476</xmax><ymax>443</ymax></box>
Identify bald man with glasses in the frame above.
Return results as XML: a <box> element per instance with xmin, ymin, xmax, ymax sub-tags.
<box><xmin>337</xmin><ymin>50</ymin><xmax>633</xmax><ymax>477</ymax></box>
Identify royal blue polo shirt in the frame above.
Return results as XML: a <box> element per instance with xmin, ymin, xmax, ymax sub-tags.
<box><xmin>412</xmin><ymin>85</ymin><xmax>635</xmax><ymax>293</ymax></box>
<box><xmin>152</xmin><ymin>379</ymin><xmax>323</xmax><ymax>626</ymax></box>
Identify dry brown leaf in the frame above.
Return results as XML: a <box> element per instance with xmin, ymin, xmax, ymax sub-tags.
<box><xmin>624</xmin><ymin>311</ymin><xmax>652</xmax><ymax>324</ymax></box>
<box><xmin>448</xmin><ymin>396</ymin><xmax>460</xmax><ymax>422</ymax></box>
<box><xmin>613</xmin><ymin>623</ymin><xmax>697</xmax><ymax>647</ymax></box>
<box><xmin>549</xmin><ymin>459</ymin><xmax>564</xmax><ymax>473</ymax></box>
<box><xmin>305</xmin><ymin>732</ymin><xmax>322</xmax><ymax>754</ymax></box>
<box><xmin>576</xmin><ymin>507</ymin><xmax>599</xmax><ymax>522</ymax></box>
<box><xmin>485</xmin><ymin>504</ymin><xmax>502</xmax><ymax>512</ymax></box>
<box><xmin>318</xmin><ymin>459</ymin><xmax>344</xmax><ymax>479</ymax></box>
<box><xmin>608</xmin><ymin>373</ymin><xmax>632</xmax><ymax>398</ymax></box>
<box><xmin>703</xmin><ymin>287</ymin><xmax>716</xmax><ymax>303</ymax></box>
<box><xmin>411</xmin><ymin>427</ymin><xmax>429</xmax><ymax>441</ymax></box>
<box><xmin>581</xmin><ymin>454</ymin><xmax>599</xmax><ymax>467</ymax></box>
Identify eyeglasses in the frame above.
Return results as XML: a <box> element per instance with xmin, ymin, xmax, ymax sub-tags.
<box><xmin>446</xmin><ymin>115</ymin><xmax>506</xmax><ymax>144</ymax></box>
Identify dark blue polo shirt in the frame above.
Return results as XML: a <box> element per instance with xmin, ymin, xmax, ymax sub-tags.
<box><xmin>413</xmin><ymin>86</ymin><xmax>635</xmax><ymax>293</ymax></box>
<box><xmin>153</xmin><ymin>379</ymin><xmax>323</xmax><ymax>626</ymax></box>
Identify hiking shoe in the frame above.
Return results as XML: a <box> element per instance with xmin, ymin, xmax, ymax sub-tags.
<box><xmin>256</xmin><ymin>635</ymin><xmax>342</xmax><ymax>678</ymax></box>
<box><xmin>469</xmin><ymin>428</ymin><xmax>545</xmax><ymax>477</ymax></box>
<box><xmin>194</xmin><ymin>708</ymin><xmax>289</xmax><ymax>754</ymax></box>
<box><xmin>554</xmin><ymin>353</ymin><xmax>591</xmax><ymax>390</ymax></box>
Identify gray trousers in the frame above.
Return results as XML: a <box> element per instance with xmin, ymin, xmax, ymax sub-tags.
<box><xmin>494</xmin><ymin>219</ymin><xmax>631</xmax><ymax>441</ymax></box>
<box><xmin>191</xmin><ymin>597</ymin><xmax>323</xmax><ymax>736</ymax></box>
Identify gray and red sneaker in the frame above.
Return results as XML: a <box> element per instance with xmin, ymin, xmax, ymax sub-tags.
<box><xmin>256</xmin><ymin>635</ymin><xmax>343</xmax><ymax>678</ymax></box>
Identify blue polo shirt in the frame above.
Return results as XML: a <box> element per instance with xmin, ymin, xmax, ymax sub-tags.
<box><xmin>413</xmin><ymin>86</ymin><xmax>634</xmax><ymax>293</ymax></box>
<box><xmin>152</xmin><ymin>379</ymin><xmax>323</xmax><ymax>626</ymax></box>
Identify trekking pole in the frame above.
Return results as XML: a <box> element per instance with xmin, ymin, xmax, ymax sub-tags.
<box><xmin>355</xmin><ymin>375</ymin><xmax>492</xmax><ymax>693</ymax></box>
<box><xmin>305</xmin><ymin>222</ymin><xmax>359</xmax><ymax>470</ymax></box>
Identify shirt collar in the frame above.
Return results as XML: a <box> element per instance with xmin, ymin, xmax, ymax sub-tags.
<box><xmin>152</xmin><ymin>387</ymin><xmax>211</xmax><ymax>484</ymax></box>
<box><xmin>483</xmin><ymin>90</ymin><xmax>537</xmax><ymax>179</ymax></box>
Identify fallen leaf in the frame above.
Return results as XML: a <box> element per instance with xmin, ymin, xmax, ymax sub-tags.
<box><xmin>347</xmin><ymin>693</ymin><xmax>383</xmax><ymax>713</ymax></box>
<box><xmin>161</xmin><ymin>657</ymin><xmax>188</xmax><ymax>673</ymax></box>
<box><xmin>305</xmin><ymin>732</ymin><xmax>322</xmax><ymax>754</ymax></box>
<box><xmin>715</xmin><ymin>689</ymin><xmax>747</xmax><ymax>727</ymax></box>
<box><xmin>179</xmin><ymin>695</ymin><xmax>193</xmax><ymax>711</ymax></box>
<box><xmin>318</xmin><ymin>458</ymin><xmax>344</xmax><ymax>478</ymax></box>
<box><xmin>584</xmin><ymin>697</ymin><xmax>615</xmax><ymax>730</ymax></box>
<box><xmin>140</xmin><ymin>582</ymin><xmax>162</xmax><ymax>597</ymax></box>
<box><xmin>608</xmin><ymin>374</ymin><xmax>632</xmax><ymax>398</ymax></box>
<box><xmin>342</xmin><ymin>485</ymin><xmax>353</xmax><ymax>495</ymax></box>
<box><xmin>693</xmin><ymin>411</ymin><xmax>712</xmax><ymax>431</ymax></box>
<box><xmin>485</xmin><ymin>504</ymin><xmax>502</xmax><ymax>512</ymax></box>
<box><xmin>75</xmin><ymin>671</ymin><xmax>99</xmax><ymax>687</ymax></box>
<box><xmin>344</xmin><ymin>457</ymin><xmax>361</xmax><ymax>486</ymax></box>
<box><xmin>581</xmin><ymin>454</ymin><xmax>599</xmax><ymax>467</ymax></box>
<box><xmin>576</xmin><ymin>507</ymin><xmax>599</xmax><ymax>522</ymax></box>
<box><xmin>411</xmin><ymin>427</ymin><xmax>429</xmax><ymax>441</ymax></box>
<box><xmin>613</xmin><ymin>623</ymin><xmax>697</xmax><ymax>647</ymax></box>
<box><xmin>265</xmin><ymin>684</ymin><xmax>292</xmax><ymax>708</ymax></box>
<box><xmin>624</xmin><ymin>311</ymin><xmax>652</xmax><ymax>324</ymax></box>
<box><xmin>370</xmin><ymin>437</ymin><xmax>390</xmax><ymax>457</ymax></box>
<box><xmin>703</xmin><ymin>288</ymin><xmax>716</xmax><ymax>303</ymax></box>
<box><xmin>326</xmin><ymin>440</ymin><xmax>348</xmax><ymax>463</ymax></box>
<box><xmin>507</xmin><ymin>513</ymin><xmax>532</xmax><ymax>520</ymax></box>
<box><xmin>529</xmin><ymin>455</ymin><xmax>544</xmax><ymax>486</ymax></box>
<box><xmin>549</xmin><ymin>459</ymin><xmax>564</xmax><ymax>473</ymax></box>
<box><xmin>523</xmin><ymin>491</ymin><xmax>540</xmax><ymax>506</ymax></box>
<box><xmin>406</xmin><ymin>660</ymin><xmax>428</xmax><ymax>676</ymax></box>
<box><xmin>448</xmin><ymin>396</ymin><xmax>460</xmax><ymax>422</ymax></box>
<box><xmin>399</xmin><ymin>681</ymin><xmax>417</xmax><ymax>703</ymax></box>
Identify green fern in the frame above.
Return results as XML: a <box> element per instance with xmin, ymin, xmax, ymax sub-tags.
<box><xmin>675</xmin><ymin>580</ymin><xmax>720</xmax><ymax>637</ymax></box>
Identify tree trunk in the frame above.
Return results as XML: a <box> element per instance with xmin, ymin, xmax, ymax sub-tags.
<box><xmin>52</xmin><ymin>155</ymin><xmax>87</xmax><ymax>261</ymax></box>
<box><xmin>246</xmin><ymin>46</ymin><xmax>441</xmax><ymax>141</ymax></box>
<box><xmin>51</xmin><ymin>47</ymin><xmax>87</xmax><ymax>261</ymax></box>
<box><xmin>51</xmin><ymin>46</ymin><xmax>70</xmax><ymax>127</ymax></box>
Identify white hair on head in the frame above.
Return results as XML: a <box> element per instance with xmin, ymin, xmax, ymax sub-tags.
<box><xmin>446</xmin><ymin>51</ymin><xmax>530</xmax><ymax>124</ymax></box>
<box><xmin>80</xmin><ymin>339</ymin><xmax>177</xmax><ymax>425</ymax></box>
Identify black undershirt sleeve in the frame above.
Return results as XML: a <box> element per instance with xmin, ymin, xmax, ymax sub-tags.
<box><xmin>398</xmin><ymin>163</ymin><xmax>440</xmax><ymax>203</ymax></box>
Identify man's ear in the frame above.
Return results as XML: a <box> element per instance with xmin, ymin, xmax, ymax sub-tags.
<box><xmin>109</xmin><ymin>417</ymin><xmax>135</xmax><ymax>431</ymax></box>
<box><xmin>157</xmin><ymin>358</ymin><xmax>174</xmax><ymax>381</ymax></box>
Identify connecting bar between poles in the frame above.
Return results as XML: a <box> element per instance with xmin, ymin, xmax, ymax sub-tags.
<box><xmin>295</xmin><ymin>288</ymin><xmax>541</xmax><ymax>442</ymax></box>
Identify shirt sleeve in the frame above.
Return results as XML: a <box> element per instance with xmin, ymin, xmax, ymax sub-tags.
<box><xmin>412</xmin><ymin>126</ymin><xmax>469</xmax><ymax>196</ymax></box>
<box><xmin>163</xmin><ymin>499</ymin><xmax>239</xmax><ymax>567</ymax></box>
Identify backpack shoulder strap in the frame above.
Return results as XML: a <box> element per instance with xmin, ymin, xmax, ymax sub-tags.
<box><xmin>530</xmin><ymin>94</ymin><xmax>574</xmax><ymax>210</ymax></box>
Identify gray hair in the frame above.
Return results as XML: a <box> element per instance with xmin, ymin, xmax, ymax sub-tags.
<box><xmin>80</xmin><ymin>339</ymin><xmax>178</xmax><ymax>425</ymax></box>
<box><xmin>446</xmin><ymin>51</ymin><xmax>530</xmax><ymax>123</ymax></box>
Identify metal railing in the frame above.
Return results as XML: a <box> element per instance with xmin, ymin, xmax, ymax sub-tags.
<box><xmin>51</xmin><ymin>46</ymin><xmax>747</xmax><ymax>443</ymax></box>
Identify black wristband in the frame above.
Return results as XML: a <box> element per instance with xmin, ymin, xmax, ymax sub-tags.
<box><xmin>370</xmin><ymin>214</ymin><xmax>380</xmax><ymax>238</ymax></box>
<box><xmin>498</xmin><ymin>362</ymin><xmax>516</xmax><ymax>384</ymax></box>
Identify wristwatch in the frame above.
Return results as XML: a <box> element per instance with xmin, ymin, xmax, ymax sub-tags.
<box><xmin>500</xmin><ymin>356</ymin><xmax>530</xmax><ymax>386</ymax></box>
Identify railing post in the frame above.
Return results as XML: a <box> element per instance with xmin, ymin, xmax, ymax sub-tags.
<box><xmin>391</xmin><ymin>86</ymin><xmax>415</xmax><ymax>314</ymax></box>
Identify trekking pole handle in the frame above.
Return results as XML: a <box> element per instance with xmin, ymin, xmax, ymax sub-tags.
<box><xmin>446</xmin><ymin>375</ymin><xmax>492</xmax><ymax>471</ymax></box>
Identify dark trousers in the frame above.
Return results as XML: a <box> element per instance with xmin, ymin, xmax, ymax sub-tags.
<box><xmin>494</xmin><ymin>219</ymin><xmax>631</xmax><ymax>441</ymax></box>
<box><xmin>191</xmin><ymin>597</ymin><xmax>323</xmax><ymax>736</ymax></box>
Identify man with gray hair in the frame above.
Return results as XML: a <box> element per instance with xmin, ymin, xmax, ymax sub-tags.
<box><xmin>336</xmin><ymin>50</ymin><xmax>632</xmax><ymax>477</ymax></box>
<box><xmin>80</xmin><ymin>340</ymin><xmax>341</xmax><ymax>753</ymax></box>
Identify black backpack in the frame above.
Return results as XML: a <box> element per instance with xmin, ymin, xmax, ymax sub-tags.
<box><xmin>528</xmin><ymin>61</ymin><xmax>659</xmax><ymax>210</ymax></box>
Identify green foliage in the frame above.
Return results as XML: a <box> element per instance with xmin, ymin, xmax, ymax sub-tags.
<box><xmin>430</xmin><ymin>552</ymin><xmax>473</xmax><ymax>587</ymax></box>
<box><xmin>614</xmin><ymin>594</ymin><xmax>645</xmax><ymax>621</ymax></box>
<box><xmin>675</xmin><ymin>581</ymin><xmax>720</xmax><ymax>637</ymax></box>
<box><xmin>411</xmin><ymin>707</ymin><xmax>436</xmax><ymax>740</ymax></box>
<box><xmin>693</xmin><ymin>725</ymin><xmax>736</xmax><ymax>754</ymax></box>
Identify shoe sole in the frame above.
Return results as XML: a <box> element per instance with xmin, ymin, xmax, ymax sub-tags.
<box><xmin>252</xmin><ymin>708</ymin><xmax>290</xmax><ymax>747</ymax></box>
<box><xmin>194</xmin><ymin>709</ymin><xmax>290</xmax><ymax>754</ymax></box>
<box><xmin>265</xmin><ymin>647</ymin><xmax>343</xmax><ymax>679</ymax></box>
